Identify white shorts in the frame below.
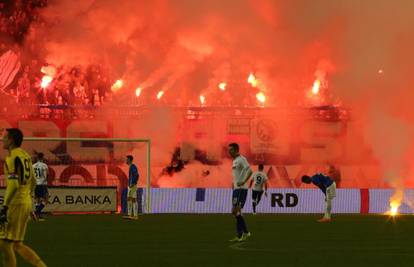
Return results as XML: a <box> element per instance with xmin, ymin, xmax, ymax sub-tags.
<box><xmin>127</xmin><ymin>185</ymin><xmax>137</xmax><ymax>199</ymax></box>
<box><xmin>326</xmin><ymin>182</ymin><xmax>337</xmax><ymax>200</ymax></box>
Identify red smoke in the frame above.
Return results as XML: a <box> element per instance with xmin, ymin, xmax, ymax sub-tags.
<box><xmin>9</xmin><ymin>0</ymin><xmax>413</xmax><ymax>189</ymax></box>
<box><xmin>32</xmin><ymin>0</ymin><xmax>341</xmax><ymax>107</ymax></box>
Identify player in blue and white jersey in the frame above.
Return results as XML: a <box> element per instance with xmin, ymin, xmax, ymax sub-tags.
<box><xmin>32</xmin><ymin>152</ymin><xmax>49</xmax><ymax>221</ymax></box>
<box><xmin>123</xmin><ymin>155</ymin><xmax>139</xmax><ymax>220</ymax></box>
<box><xmin>302</xmin><ymin>173</ymin><xmax>336</xmax><ymax>222</ymax></box>
<box><xmin>228</xmin><ymin>143</ymin><xmax>252</xmax><ymax>242</ymax></box>
<box><xmin>249</xmin><ymin>164</ymin><xmax>268</xmax><ymax>215</ymax></box>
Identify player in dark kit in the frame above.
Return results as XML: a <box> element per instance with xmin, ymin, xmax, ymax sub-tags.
<box><xmin>123</xmin><ymin>155</ymin><xmax>139</xmax><ymax>220</ymax></box>
<box><xmin>302</xmin><ymin>173</ymin><xmax>336</xmax><ymax>222</ymax></box>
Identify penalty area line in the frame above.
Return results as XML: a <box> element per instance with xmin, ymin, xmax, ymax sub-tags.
<box><xmin>229</xmin><ymin>242</ymin><xmax>273</xmax><ymax>252</ymax></box>
<box><xmin>229</xmin><ymin>243</ymin><xmax>414</xmax><ymax>255</ymax></box>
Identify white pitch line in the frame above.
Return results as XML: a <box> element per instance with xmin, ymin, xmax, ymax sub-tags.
<box><xmin>229</xmin><ymin>242</ymin><xmax>273</xmax><ymax>252</ymax></box>
<box><xmin>229</xmin><ymin>243</ymin><xmax>414</xmax><ymax>255</ymax></box>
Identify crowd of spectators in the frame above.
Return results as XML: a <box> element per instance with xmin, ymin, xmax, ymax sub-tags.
<box><xmin>0</xmin><ymin>0</ymin><xmax>341</xmax><ymax>120</ymax></box>
<box><xmin>0</xmin><ymin>0</ymin><xmax>116</xmax><ymax>118</ymax></box>
<box><xmin>11</xmin><ymin>65</ymin><xmax>114</xmax><ymax>107</ymax></box>
<box><xmin>0</xmin><ymin>63</ymin><xmax>115</xmax><ymax>118</ymax></box>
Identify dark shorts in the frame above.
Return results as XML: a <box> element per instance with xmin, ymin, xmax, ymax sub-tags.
<box><xmin>232</xmin><ymin>189</ymin><xmax>248</xmax><ymax>209</ymax></box>
<box><xmin>34</xmin><ymin>185</ymin><xmax>48</xmax><ymax>199</ymax></box>
<box><xmin>252</xmin><ymin>190</ymin><xmax>264</xmax><ymax>204</ymax></box>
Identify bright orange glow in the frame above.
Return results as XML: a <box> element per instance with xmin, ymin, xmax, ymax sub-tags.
<box><xmin>111</xmin><ymin>79</ymin><xmax>124</xmax><ymax>92</ymax></box>
<box><xmin>247</xmin><ymin>73</ymin><xmax>258</xmax><ymax>88</ymax></box>
<box><xmin>378</xmin><ymin>69</ymin><xmax>384</xmax><ymax>74</ymax></box>
<box><xmin>40</xmin><ymin>75</ymin><xmax>53</xmax><ymax>89</ymax></box>
<box><xmin>390</xmin><ymin>201</ymin><xmax>400</xmax><ymax>216</ymax></box>
<box><xmin>388</xmin><ymin>190</ymin><xmax>403</xmax><ymax>216</ymax></box>
<box><xmin>256</xmin><ymin>92</ymin><xmax>266</xmax><ymax>103</ymax></box>
<box><xmin>199</xmin><ymin>95</ymin><xmax>206</xmax><ymax>105</ymax></box>
<box><xmin>312</xmin><ymin>79</ymin><xmax>320</xmax><ymax>95</ymax></box>
<box><xmin>40</xmin><ymin>65</ymin><xmax>56</xmax><ymax>76</ymax></box>
<box><xmin>135</xmin><ymin>87</ymin><xmax>142</xmax><ymax>97</ymax></box>
<box><xmin>40</xmin><ymin>65</ymin><xmax>56</xmax><ymax>89</ymax></box>
<box><xmin>218</xmin><ymin>82</ymin><xmax>227</xmax><ymax>91</ymax></box>
<box><xmin>157</xmin><ymin>90</ymin><xmax>164</xmax><ymax>100</ymax></box>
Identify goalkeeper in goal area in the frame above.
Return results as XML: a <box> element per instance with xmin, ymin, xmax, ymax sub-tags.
<box><xmin>123</xmin><ymin>155</ymin><xmax>140</xmax><ymax>220</ymax></box>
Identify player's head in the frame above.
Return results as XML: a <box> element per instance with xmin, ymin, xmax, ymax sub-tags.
<box><xmin>3</xmin><ymin>128</ymin><xmax>23</xmax><ymax>150</ymax></box>
<box><xmin>258</xmin><ymin>164</ymin><xmax>264</xmax><ymax>171</ymax></box>
<box><xmin>126</xmin><ymin>155</ymin><xmax>133</xmax><ymax>165</ymax></box>
<box><xmin>301</xmin><ymin>175</ymin><xmax>312</xmax><ymax>184</ymax></box>
<box><xmin>37</xmin><ymin>152</ymin><xmax>44</xmax><ymax>162</ymax></box>
<box><xmin>228</xmin><ymin>143</ymin><xmax>239</xmax><ymax>158</ymax></box>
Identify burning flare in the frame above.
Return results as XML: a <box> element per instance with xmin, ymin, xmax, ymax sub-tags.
<box><xmin>312</xmin><ymin>79</ymin><xmax>321</xmax><ymax>95</ymax></box>
<box><xmin>247</xmin><ymin>73</ymin><xmax>258</xmax><ymax>88</ymax></box>
<box><xmin>389</xmin><ymin>190</ymin><xmax>403</xmax><ymax>216</ymax></box>
<box><xmin>135</xmin><ymin>87</ymin><xmax>142</xmax><ymax>97</ymax></box>
<box><xmin>256</xmin><ymin>92</ymin><xmax>266</xmax><ymax>104</ymax></box>
<box><xmin>40</xmin><ymin>65</ymin><xmax>56</xmax><ymax>89</ymax></box>
<box><xmin>157</xmin><ymin>90</ymin><xmax>164</xmax><ymax>100</ymax></box>
<box><xmin>40</xmin><ymin>75</ymin><xmax>53</xmax><ymax>89</ymax></box>
<box><xmin>199</xmin><ymin>95</ymin><xmax>206</xmax><ymax>105</ymax></box>
<box><xmin>218</xmin><ymin>82</ymin><xmax>227</xmax><ymax>91</ymax></box>
<box><xmin>111</xmin><ymin>79</ymin><xmax>124</xmax><ymax>92</ymax></box>
<box><xmin>390</xmin><ymin>201</ymin><xmax>400</xmax><ymax>216</ymax></box>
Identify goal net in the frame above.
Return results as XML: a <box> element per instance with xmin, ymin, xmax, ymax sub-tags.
<box><xmin>15</xmin><ymin>137</ymin><xmax>151</xmax><ymax>214</ymax></box>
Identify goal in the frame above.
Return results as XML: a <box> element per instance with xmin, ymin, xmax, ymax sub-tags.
<box><xmin>23</xmin><ymin>137</ymin><xmax>151</xmax><ymax>213</ymax></box>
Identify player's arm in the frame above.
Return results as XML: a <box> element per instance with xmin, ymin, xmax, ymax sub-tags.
<box><xmin>0</xmin><ymin>176</ymin><xmax>18</xmax><ymax>223</ymax></box>
<box><xmin>237</xmin><ymin>166</ymin><xmax>253</xmax><ymax>186</ymax></box>
<box><xmin>318</xmin><ymin>184</ymin><xmax>327</xmax><ymax>195</ymax></box>
<box><xmin>311</xmin><ymin>175</ymin><xmax>327</xmax><ymax>195</ymax></box>
<box><xmin>130</xmin><ymin>165</ymin><xmax>138</xmax><ymax>186</ymax></box>
<box><xmin>3</xmin><ymin>177</ymin><xmax>19</xmax><ymax>207</ymax></box>
<box><xmin>3</xmin><ymin>157</ymin><xmax>24</xmax><ymax>207</ymax></box>
<box><xmin>1</xmin><ymin>157</ymin><xmax>24</xmax><ymax>223</ymax></box>
<box><xmin>249</xmin><ymin>173</ymin><xmax>254</xmax><ymax>188</ymax></box>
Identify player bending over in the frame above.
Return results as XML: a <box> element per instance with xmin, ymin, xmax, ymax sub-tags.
<box><xmin>249</xmin><ymin>164</ymin><xmax>268</xmax><ymax>215</ymax></box>
<box><xmin>302</xmin><ymin>173</ymin><xmax>336</xmax><ymax>222</ymax></box>
<box><xmin>0</xmin><ymin>128</ymin><xmax>47</xmax><ymax>267</ymax></box>
<box><xmin>228</xmin><ymin>143</ymin><xmax>252</xmax><ymax>242</ymax></box>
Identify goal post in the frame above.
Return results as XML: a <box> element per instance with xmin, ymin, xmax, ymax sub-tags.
<box><xmin>23</xmin><ymin>137</ymin><xmax>151</xmax><ymax>213</ymax></box>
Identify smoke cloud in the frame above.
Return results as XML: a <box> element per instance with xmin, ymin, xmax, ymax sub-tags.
<box><xmin>18</xmin><ymin>0</ymin><xmax>414</xmax><ymax>189</ymax></box>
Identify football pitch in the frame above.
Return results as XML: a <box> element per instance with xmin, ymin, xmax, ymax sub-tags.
<box><xmin>18</xmin><ymin>214</ymin><xmax>414</xmax><ymax>267</ymax></box>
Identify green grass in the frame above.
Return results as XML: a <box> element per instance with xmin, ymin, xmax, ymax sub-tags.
<box><xmin>14</xmin><ymin>214</ymin><xmax>414</xmax><ymax>267</ymax></box>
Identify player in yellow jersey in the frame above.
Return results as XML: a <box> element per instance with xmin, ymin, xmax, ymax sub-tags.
<box><xmin>0</xmin><ymin>128</ymin><xmax>46</xmax><ymax>267</ymax></box>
